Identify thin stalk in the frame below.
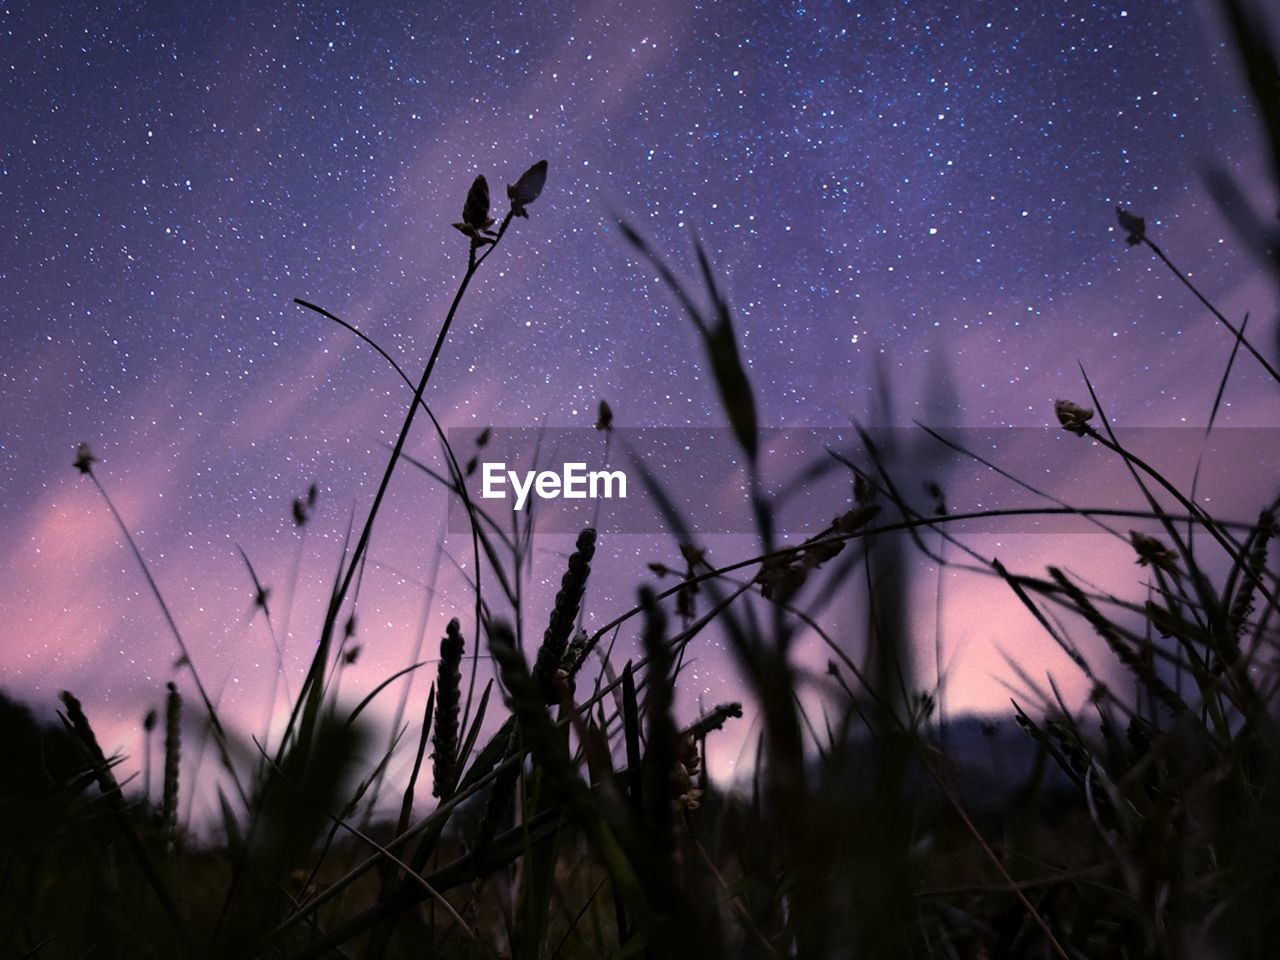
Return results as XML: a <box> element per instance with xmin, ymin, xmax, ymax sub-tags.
<box><xmin>1145</xmin><ymin>238</ymin><xmax>1280</xmax><ymax>385</ymax></box>
<box><xmin>297</xmin><ymin>212</ymin><xmax>514</xmax><ymax>755</ymax></box>
<box><xmin>87</xmin><ymin>471</ymin><xmax>248</xmax><ymax>808</ymax></box>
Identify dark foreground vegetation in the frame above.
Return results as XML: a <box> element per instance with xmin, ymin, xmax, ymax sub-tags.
<box><xmin>5</xmin><ymin>4</ymin><xmax>1280</xmax><ymax>957</ymax></box>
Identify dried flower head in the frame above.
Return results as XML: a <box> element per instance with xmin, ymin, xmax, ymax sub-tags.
<box><xmin>432</xmin><ymin>618</ymin><xmax>465</xmax><ymax>798</ymax></box>
<box><xmin>533</xmin><ymin>527</ymin><xmax>596</xmax><ymax>701</ymax></box>
<box><xmin>73</xmin><ymin>442</ymin><xmax>96</xmax><ymax>475</ymax></box>
<box><xmin>834</xmin><ymin>504</ymin><xmax>879</xmax><ymax>534</ymax></box>
<box><xmin>925</xmin><ymin>480</ymin><xmax>948</xmax><ymax>516</ymax></box>
<box><xmin>682</xmin><ymin>701</ymin><xmax>743</xmax><ymax>741</ymax></box>
<box><xmin>452</xmin><ymin>175</ymin><xmax>496</xmax><ymax>242</ymax></box>
<box><xmin>595</xmin><ymin>398</ymin><xmax>613</xmax><ymax>432</ymax></box>
<box><xmin>756</xmin><ymin>555</ymin><xmax>807</xmax><ymax>601</ymax></box>
<box><xmin>292</xmin><ymin>483</ymin><xmax>316</xmax><ymax>527</ymax></box>
<box><xmin>678</xmin><ymin>787</ymin><xmax>704</xmax><ymax>811</ymax></box>
<box><xmin>679</xmin><ymin>543</ymin><xmax>706</xmax><ymax>568</ymax></box>
<box><xmin>1054</xmin><ymin>399</ymin><xmax>1095</xmax><ymax>436</ymax></box>
<box><xmin>1115</xmin><ymin>205</ymin><xmax>1146</xmax><ymax>246</ymax></box>
<box><xmin>1129</xmin><ymin>530</ymin><xmax>1178</xmax><ymax>573</ymax></box>
<box><xmin>162</xmin><ymin>682</ymin><xmax>182</xmax><ymax>839</ymax></box>
<box><xmin>507</xmin><ymin>159</ymin><xmax>547</xmax><ymax>218</ymax></box>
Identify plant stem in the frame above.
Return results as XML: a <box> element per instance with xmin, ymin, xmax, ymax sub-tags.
<box><xmin>298</xmin><ymin>213</ymin><xmax>514</xmax><ymax>748</ymax></box>
<box><xmin>88</xmin><ymin>471</ymin><xmax>248</xmax><ymax>808</ymax></box>
<box><xmin>1145</xmin><ymin>238</ymin><xmax>1280</xmax><ymax>385</ymax></box>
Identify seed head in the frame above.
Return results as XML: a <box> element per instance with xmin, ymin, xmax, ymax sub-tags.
<box><xmin>452</xmin><ymin>175</ymin><xmax>496</xmax><ymax>243</ymax></box>
<box><xmin>595</xmin><ymin>398</ymin><xmax>613</xmax><ymax>432</ymax></box>
<box><xmin>431</xmin><ymin>618</ymin><xmax>465</xmax><ymax>798</ymax></box>
<box><xmin>533</xmin><ymin>527</ymin><xmax>596</xmax><ymax>700</ymax></box>
<box><xmin>1115</xmin><ymin>205</ymin><xmax>1146</xmax><ymax>246</ymax></box>
<box><xmin>834</xmin><ymin>504</ymin><xmax>879</xmax><ymax>534</ymax></box>
<box><xmin>507</xmin><ymin>159</ymin><xmax>548</xmax><ymax>218</ymax></box>
<box><xmin>1129</xmin><ymin>530</ymin><xmax>1178</xmax><ymax>573</ymax></box>
<box><xmin>73</xmin><ymin>442</ymin><xmax>96</xmax><ymax>475</ymax></box>
<box><xmin>679</xmin><ymin>543</ymin><xmax>706</xmax><ymax>568</ymax></box>
<box><xmin>1054</xmin><ymin>399</ymin><xmax>1095</xmax><ymax>436</ymax></box>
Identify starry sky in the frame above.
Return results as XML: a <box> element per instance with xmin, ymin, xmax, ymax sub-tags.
<box><xmin>2</xmin><ymin>0</ymin><xmax>1277</xmax><ymax>808</ymax></box>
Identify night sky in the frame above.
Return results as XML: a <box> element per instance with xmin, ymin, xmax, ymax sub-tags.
<box><xmin>2</xmin><ymin>1</ymin><xmax>1276</xmax><ymax>811</ymax></box>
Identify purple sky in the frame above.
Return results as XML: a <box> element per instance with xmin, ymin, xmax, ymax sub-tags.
<box><xmin>2</xmin><ymin>0</ymin><xmax>1277</xmax><ymax>812</ymax></box>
